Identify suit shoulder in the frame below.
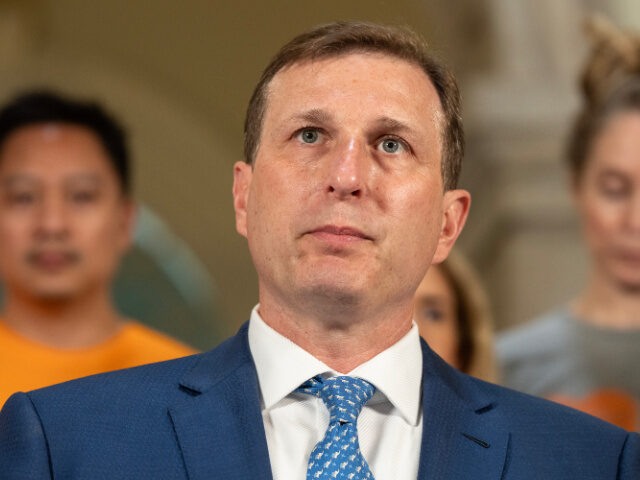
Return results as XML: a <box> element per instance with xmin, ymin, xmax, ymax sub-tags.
<box><xmin>24</xmin><ymin>327</ymin><xmax>248</xmax><ymax>413</ymax></box>
<box><xmin>27</xmin><ymin>352</ymin><xmax>201</xmax><ymax>409</ymax></box>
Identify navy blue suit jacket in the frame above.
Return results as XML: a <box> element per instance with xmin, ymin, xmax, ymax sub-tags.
<box><xmin>1</xmin><ymin>322</ymin><xmax>639</xmax><ymax>479</ymax></box>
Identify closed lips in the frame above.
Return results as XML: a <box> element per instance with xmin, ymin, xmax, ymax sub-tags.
<box><xmin>309</xmin><ymin>225</ymin><xmax>372</xmax><ymax>240</ymax></box>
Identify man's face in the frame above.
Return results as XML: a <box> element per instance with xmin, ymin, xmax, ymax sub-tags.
<box><xmin>234</xmin><ymin>53</ymin><xmax>469</xmax><ymax>311</ymax></box>
<box><xmin>0</xmin><ymin>124</ymin><xmax>133</xmax><ymax>302</ymax></box>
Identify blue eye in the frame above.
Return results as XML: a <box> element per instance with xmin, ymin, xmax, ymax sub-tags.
<box><xmin>299</xmin><ymin>129</ymin><xmax>319</xmax><ymax>144</ymax></box>
<box><xmin>378</xmin><ymin>137</ymin><xmax>405</xmax><ymax>154</ymax></box>
<box><xmin>383</xmin><ymin>140</ymin><xmax>398</xmax><ymax>153</ymax></box>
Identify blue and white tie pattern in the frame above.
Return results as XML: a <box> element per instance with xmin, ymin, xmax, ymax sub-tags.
<box><xmin>296</xmin><ymin>375</ymin><xmax>376</xmax><ymax>480</ymax></box>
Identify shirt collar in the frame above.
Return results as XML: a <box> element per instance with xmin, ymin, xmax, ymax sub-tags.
<box><xmin>349</xmin><ymin>322</ymin><xmax>422</xmax><ymax>426</ymax></box>
<box><xmin>248</xmin><ymin>305</ymin><xmax>333</xmax><ymax>411</ymax></box>
<box><xmin>247</xmin><ymin>304</ymin><xmax>422</xmax><ymax>426</ymax></box>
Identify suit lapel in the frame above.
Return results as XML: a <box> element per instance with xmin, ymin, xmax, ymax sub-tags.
<box><xmin>168</xmin><ymin>324</ymin><xmax>273</xmax><ymax>480</ymax></box>
<box><xmin>168</xmin><ymin>326</ymin><xmax>509</xmax><ymax>479</ymax></box>
<box><xmin>417</xmin><ymin>341</ymin><xmax>509</xmax><ymax>479</ymax></box>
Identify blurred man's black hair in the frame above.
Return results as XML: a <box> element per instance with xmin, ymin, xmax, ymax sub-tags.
<box><xmin>0</xmin><ymin>90</ymin><xmax>130</xmax><ymax>195</ymax></box>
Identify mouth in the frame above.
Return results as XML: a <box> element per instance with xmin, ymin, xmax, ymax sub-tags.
<box><xmin>307</xmin><ymin>225</ymin><xmax>373</xmax><ymax>243</ymax></box>
<box><xmin>27</xmin><ymin>250</ymin><xmax>80</xmax><ymax>271</ymax></box>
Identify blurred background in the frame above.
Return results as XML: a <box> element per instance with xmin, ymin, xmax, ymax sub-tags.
<box><xmin>1</xmin><ymin>0</ymin><xmax>639</xmax><ymax>349</ymax></box>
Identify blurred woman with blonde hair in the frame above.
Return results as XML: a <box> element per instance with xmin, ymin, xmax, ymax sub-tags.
<box><xmin>499</xmin><ymin>15</ymin><xmax>640</xmax><ymax>431</ymax></box>
<box><xmin>414</xmin><ymin>250</ymin><xmax>497</xmax><ymax>383</ymax></box>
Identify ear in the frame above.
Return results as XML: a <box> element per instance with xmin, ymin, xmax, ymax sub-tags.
<box><xmin>233</xmin><ymin>161</ymin><xmax>253</xmax><ymax>238</ymax></box>
<box><xmin>431</xmin><ymin>189</ymin><xmax>471</xmax><ymax>264</ymax></box>
<box><xmin>117</xmin><ymin>199</ymin><xmax>137</xmax><ymax>253</ymax></box>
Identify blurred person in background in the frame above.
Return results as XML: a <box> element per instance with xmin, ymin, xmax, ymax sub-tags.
<box><xmin>0</xmin><ymin>91</ymin><xmax>195</xmax><ymax>408</ymax></box>
<box><xmin>499</xmin><ymin>16</ymin><xmax>640</xmax><ymax>431</ymax></box>
<box><xmin>414</xmin><ymin>250</ymin><xmax>497</xmax><ymax>382</ymax></box>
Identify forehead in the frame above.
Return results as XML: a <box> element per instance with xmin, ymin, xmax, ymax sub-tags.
<box><xmin>588</xmin><ymin>112</ymin><xmax>640</xmax><ymax>174</ymax></box>
<box><xmin>416</xmin><ymin>265</ymin><xmax>453</xmax><ymax>298</ymax></box>
<box><xmin>264</xmin><ymin>52</ymin><xmax>443</xmax><ymax>133</ymax></box>
<box><xmin>0</xmin><ymin>123</ymin><xmax>114</xmax><ymax>180</ymax></box>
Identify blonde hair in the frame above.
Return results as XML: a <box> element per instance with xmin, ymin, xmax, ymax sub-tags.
<box><xmin>568</xmin><ymin>14</ymin><xmax>640</xmax><ymax>179</ymax></box>
<box><xmin>581</xmin><ymin>14</ymin><xmax>640</xmax><ymax>106</ymax></box>
<box><xmin>437</xmin><ymin>250</ymin><xmax>498</xmax><ymax>383</ymax></box>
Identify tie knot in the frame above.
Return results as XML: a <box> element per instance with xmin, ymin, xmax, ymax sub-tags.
<box><xmin>297</xmin><ymin>376</ymin><xmax>375</xmax><ymax>425</ymax></box>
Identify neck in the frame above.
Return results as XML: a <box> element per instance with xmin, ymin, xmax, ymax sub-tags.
<box><xmin>573</xmin><ymin>270</ymin><xmax>640</xmax><ymax>329</ymax></box>
<box><xmin>1</xmin><ymin>287</ymin><xmax>126</xmax><ymax>348</ymax></box>
<box><xmin>258</xmin><ymin>288</ymin><xmax>413</xmax><ymax>373</ymax></box>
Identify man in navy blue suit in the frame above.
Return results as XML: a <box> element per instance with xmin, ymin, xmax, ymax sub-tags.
<box><xmin>1</xmin><ymin>21</ymin><xmax>639</xmax><ymax>479</ymax></box>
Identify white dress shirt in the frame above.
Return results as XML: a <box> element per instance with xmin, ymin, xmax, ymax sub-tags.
<box><xmin>248</xmin><ymin>305</ymin><xmax>423</xmax><ymax>480</ymax></box>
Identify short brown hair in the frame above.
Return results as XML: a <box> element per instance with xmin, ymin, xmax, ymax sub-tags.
<box><xmin>243</xmin><ymin>21</ymin><xmax>464</xmax><ymax>191</ymax></box>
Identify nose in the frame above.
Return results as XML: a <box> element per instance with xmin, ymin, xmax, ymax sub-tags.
<box><xmin>35</xmin><ymin>196</ymin><xmax>69</xmax><ymax>241</ymax></box>
<box><xmin>326</xmin><ymin>138</ymin><xmax>368</xmax><ymax>199</ymax></box>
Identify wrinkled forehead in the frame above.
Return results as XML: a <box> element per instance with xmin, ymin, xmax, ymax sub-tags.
<box><xmin>264</xmin><ymin>52</ymin><xmax>445</xmax><ymax>133</ymax></box>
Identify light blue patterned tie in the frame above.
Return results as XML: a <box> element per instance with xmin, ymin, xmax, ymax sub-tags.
<box><xmin>297</xmin><ymin>375</ymin><xmax>376</xmax><ymax>480</ymax></box>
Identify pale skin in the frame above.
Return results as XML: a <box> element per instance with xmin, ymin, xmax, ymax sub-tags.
<box><xmin>0</xmin><ymin>124</ymin><xmax>135</xmax><ymax>348</ymax></box>
<box><xmin>572</xmin><ymin>111</ymin><xmax>640</xmax><ymax>329</ymax></box>
<box><xmin>233</xmin><ymin>53</ymin><xmax>470</xmax><ymax>373</ymax></box>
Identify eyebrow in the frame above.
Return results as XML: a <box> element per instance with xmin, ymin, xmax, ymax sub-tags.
<box><xmin>417</xmin><ymin>295</ymin><xmax>446</xmax><ymax>305</ymax></box>
<box><xmin>287</xmin><ymin>108</ymin><xmax>334</xmax><ymax>125</ymax></box>
<box><xmin>372</xmin><ymin>116</ymin><xmax>415</xmax><ymax>135</ymax></box>
<box><xmin>0</xmin><ymin>175</ymin><xmax>39</xmax><ymax>188</ymax></box>
<box><xmin>0</xmin><ymin>173</ymin><xmax>103</xmax><ymax>188</ymax></box>
<box><xmin>597</xmin><ymin>168</ymin><xmax>629</xmax><ymax>178</ymax></box>
<box><xmin>64</xmin><ymin>174</ymin><xmax>102</xmax><ymax>183</ymax></box>
<box><xmin>285</xmin><ymin>111</ymin><xmax>418</xmax><ymax>136</ymax></box>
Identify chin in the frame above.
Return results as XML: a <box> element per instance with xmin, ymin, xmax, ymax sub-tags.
<box><xmin>31</xmin><ymin>289</ymin><xmax>79</xmax><ymax>303</ymax></box>
<box><xmin>26</xmin><ymin>280</ymin><xmax>83</xmax><ymax>303</ymax></box>
<box><xmin>294</xmin><ymin>273</ymin><xmax>369</xmax><ymax>311</ymax></box>
<box><xmin>307</xmin><ymin>283</ymin><xmax>362</xmax><ymax>305</ymax></box>
<box><xmin>290</xmin><ymin>259</ymin><xmax>377</xmax><ymax>306</ymax></box>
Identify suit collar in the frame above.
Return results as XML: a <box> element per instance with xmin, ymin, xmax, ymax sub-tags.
<box><xmin>417</xmin><ymin>339</ymin><xmax>510</xmax><ymax>479</ymax></box>
<box><xmin>177</xmin><ymin>322</ymin><xmax>253</xmax><ymax>394</ymax></box>
<box><xmin>169</xmin><ymin>323</ymin><xmax>274</xmax><ymax>480</ymax></box>
<box><xmin>170</xmin><ymin>325</ymin><xmax>509</xmax><ymax>480</ymax></box>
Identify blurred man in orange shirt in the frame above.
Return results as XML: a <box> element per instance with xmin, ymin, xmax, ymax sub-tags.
<box><xmin>0</xmin><ymin>91</ymin><xmax>195</xmax><ymax>407</ymax></box>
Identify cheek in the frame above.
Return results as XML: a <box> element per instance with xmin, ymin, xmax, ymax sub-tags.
<box><xmin>248</xmin><ymin>164</ymin><xmax>313</xmax><ymax>237</ymax></box>
<box><xmin>0</xmin><ymin>220</ymin><xmax>33</xmax><ymax>282</ymax></box>
<box><xmin>0</xmin><ymin>217</ymin><xmax>30</xmax><ymax>254</ymax></box>
<box><xmin>388</xmin><ymin>182</ymin><xmax>442</xmax><ymax>250</ymax></box>
<box><xmin>74</xmin><ymin>209</ymin><xmax>128</xmax><ymax>255</ymax></box>
<box><xmin>580</xmin><ymin>196</ymin><xmax>622</xmax><ymax>249</ymax></box>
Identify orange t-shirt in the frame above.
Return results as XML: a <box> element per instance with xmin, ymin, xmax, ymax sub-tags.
<box><xmin>0</xmin><ymin>320</ymin><xmax>197</xmax><ymax>408</ymax></box>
